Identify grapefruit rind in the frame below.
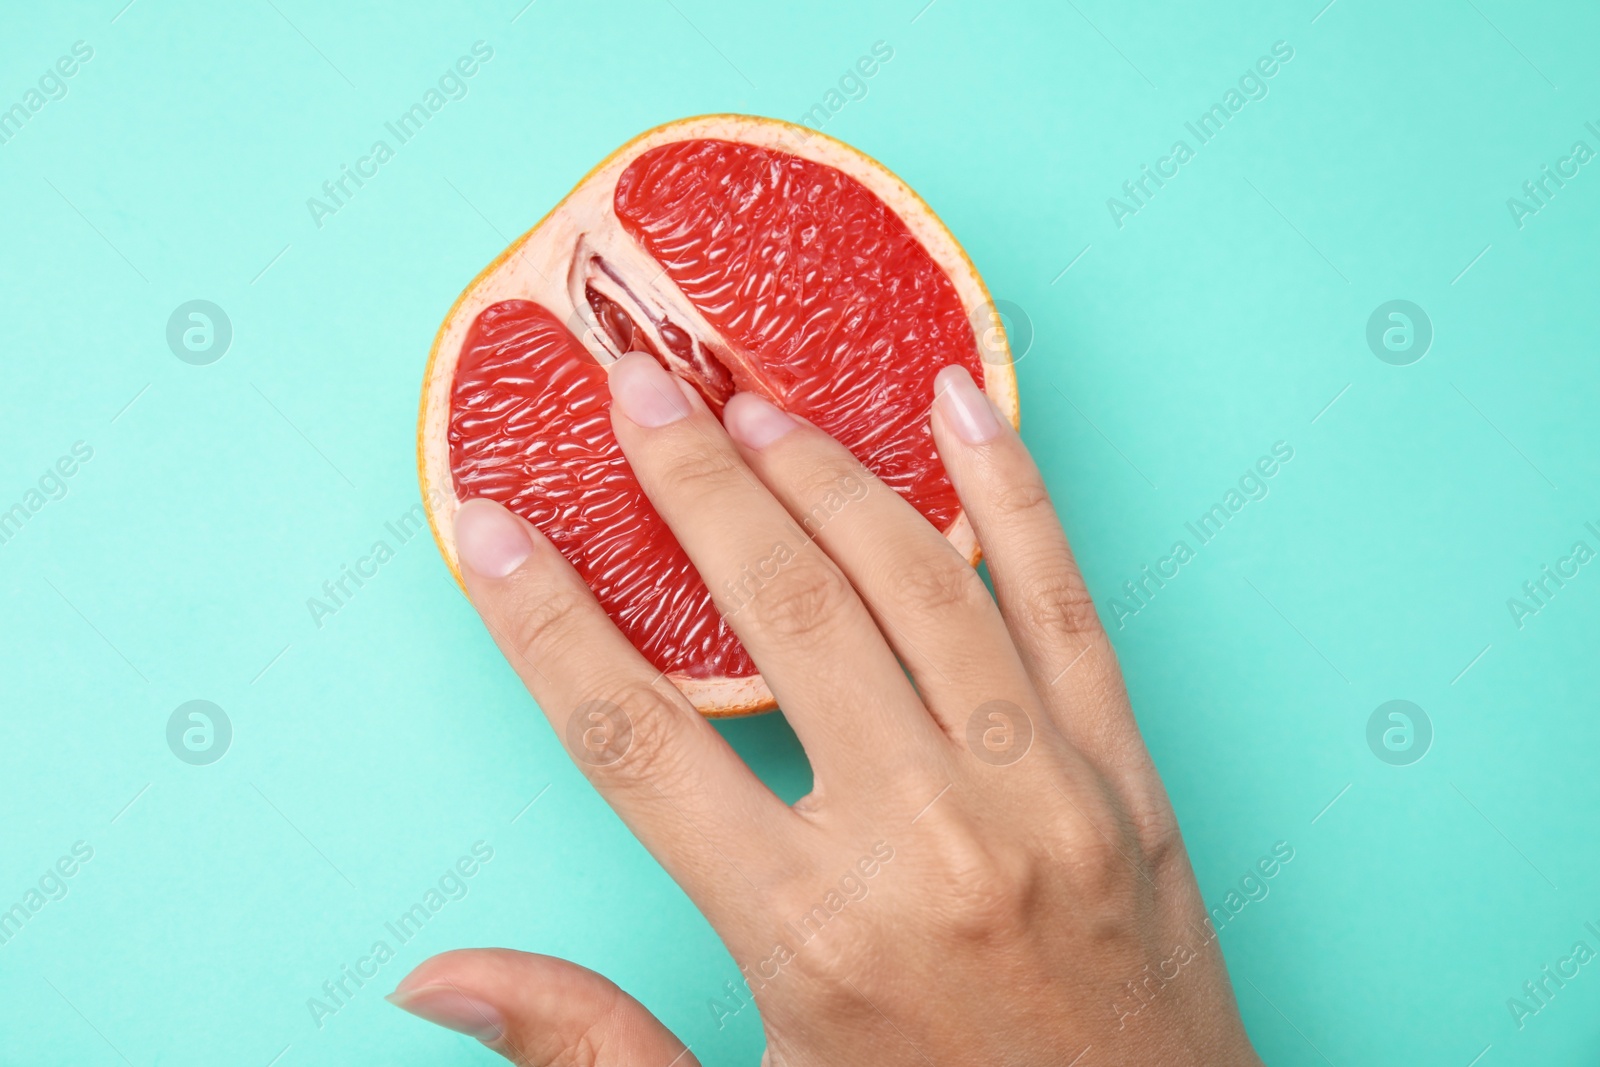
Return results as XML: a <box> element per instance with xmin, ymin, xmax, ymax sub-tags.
<box><xmin>418</xmin><ymin>113</ymin><xmax>1018</xmax><ymax>717</ymax></box>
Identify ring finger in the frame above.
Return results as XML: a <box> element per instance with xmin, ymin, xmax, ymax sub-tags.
<box><xmin>720</xmin><ymin>390</ymin><xmax>1041</xmax><ymax>745</ymax></box>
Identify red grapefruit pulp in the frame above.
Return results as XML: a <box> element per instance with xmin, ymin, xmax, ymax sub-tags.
<box><xmin>421</xmin><ymin>115</ymin><xmax>1018</xmax><ymax>715</ymax></box>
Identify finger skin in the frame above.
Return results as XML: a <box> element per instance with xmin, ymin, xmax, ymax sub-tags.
<box><xmin>605</xmin><ymin>354</ymin><xmax>947</xmax><ymax>791</ymax></box>
<box><xmin>391</xmin><ymin>948</ymin><xmax>699</xmax><ymax>1067</ymax></box>
<box><xmin>430</xmin><ymin>369</ymin><xmax>1265</xmax><ymax>1067</ymax></box>
<box><xmin>454</xmin><ymin>497</ymin><xmax>796</xmax><ymax>912</ymax></box>
<box><xmin>722</xmin><ymin>391</ymin><xmax>1039</xmax><ymax>740</ymax></box>
<box><xmin>928</xmin><ymin>375</ymin><xmax>1156</xmax><ymax>784</ymax></box>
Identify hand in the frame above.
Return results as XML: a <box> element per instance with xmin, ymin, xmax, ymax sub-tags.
<box><xmin>390</xmin><ymin>354</ymin><xmax>1263</xmax><ymax>1066</ymax></box>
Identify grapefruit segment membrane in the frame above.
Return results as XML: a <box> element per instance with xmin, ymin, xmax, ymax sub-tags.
<box><xmin>420</xmin><ymin>115</ymin><xmax>1018</xmax><ymax>716</ymax></box>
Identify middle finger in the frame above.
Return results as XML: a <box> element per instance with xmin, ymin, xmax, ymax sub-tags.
<box><xmin>605</xmin><ymin>354</ymin><xmax>946</xmax><ymax>789</ymax></box>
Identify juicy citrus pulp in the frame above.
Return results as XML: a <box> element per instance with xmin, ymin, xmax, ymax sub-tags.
<box><xmin>421</xmin><ymin>116</ymin><xmax>1017</xmax><ymax>715</ymax></box>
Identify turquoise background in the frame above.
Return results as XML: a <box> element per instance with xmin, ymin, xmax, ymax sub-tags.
<box><xmin>1</xmin><ymin>0</ymin><xmax>1596</xmax><ymax>1063</ymax></box>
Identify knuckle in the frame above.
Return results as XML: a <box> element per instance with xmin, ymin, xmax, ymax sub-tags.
<box><xmin>559</xmin><ymin>1027</ymin><xmax>608</xmax><ymax>1067</ymax></box>
<box><xmin>662</xmin><ymin>444</ymin><xmax>745</xmax><ymax>498</ymax></box>
<box><xmin>991</xmin><ymin>477</ymin><xmax>1055</xmax><ymax>522</ymax></box>
<box><xmin>927</xmin><ymin>829</ymin><xmax>1035</xmax><ymax>942</ymax></box>
<box><xmin>1054</xmin><ymin>795</ymin><xmax>1144</xmax><ymax>900</ymax></box>
<box><xmin>791</xmin><ymin>461</ymin><xmax>873</xmax><ymax>536</ymax></box>
<box><xmin>1128</xmin><ymin>803</ymin><xmax>1185</xmax><ymax>875</ymax></box>
<box><xmin>1062</xmin><ymin>824</ymin><xmax>1128</xmax><ymax>895</ymax></box>
<box><xmin>749</xmin><ymin>559</ymin><xmax>855</xmax><ymax>642</ymax></box>
<box><xmin>568</xmin><ymin>681</ymin><xmax>687</xmax><ymax>784</ymax></box>
<box><xmin>535</xmin><ymin>974</ymin><xmax>627</xmax><ymax>1066</ymax></box>
<box><xmin>781</xmin><ymin>914</ymin><xmax>875</xmax><ymax>988</ymax></box>
<box><xmin>1018</xmin><ymin>570</ymin><xmax>1103</xmax><ymax>641</ymax></box>
<box><xmin>891</xmin><ymin>554</ymin><xmax>989</xmax><ymax>620</ymax></box>
<box><xmin>507</xmin><ymin>588</ymin><xmax>589</xmax><ymax>663</ymax></box>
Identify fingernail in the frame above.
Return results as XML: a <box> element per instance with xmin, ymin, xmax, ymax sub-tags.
<box><xmin>454</xmin><ymin>498</ymin><xmax>533</xmax><ymax>579</ymax></box>
<box><xmin>610</xmin><ymin>353</ymin><xmax>692</xmax><ymax>427</ymax></box>
<box><xmin>723</xmin><ymin>392</ymin><xmax>798</xmax><ymax>449</ymax></box>
<box><xmin>934</xmin><ymin>365</ymin><xmax>1001</xmax><ymax>444</ymax></box>
<box><xmin>386</xmin><ymin>985</ymin><xmax>504</xmax><ymax>1043</ymax></box>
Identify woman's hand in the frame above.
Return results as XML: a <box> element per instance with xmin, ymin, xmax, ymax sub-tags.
<box><xmin>389</xmin><ymin>354</ymin><xmax>1263</xmax><ymax>1066</ymax></box>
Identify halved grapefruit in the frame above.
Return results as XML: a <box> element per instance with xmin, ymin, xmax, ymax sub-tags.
<box><xmin>419</xmin><ymin>114</ymin><xmax>1018</xmax><ymax>716</ymax></box>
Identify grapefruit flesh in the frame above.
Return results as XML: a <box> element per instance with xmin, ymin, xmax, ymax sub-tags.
<box><xmin>450</xmin><ymin>298</ymin><xmax>757</xmax><ymax>680</ymax></box>
<box><xmin>424</xmin><ymin>115</ymin><xmax>1017</xmax><ymax>715</ymax></box>
<box><xmin>612</xmin><ymin>140</ymin><xmax>980</xmax><ymax>535</ymax></box>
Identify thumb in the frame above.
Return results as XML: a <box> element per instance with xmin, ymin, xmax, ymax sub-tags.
<box><xmin>389</xmin><ymin>948</ymin><xmax>698</xmax><ymax>1067</ymax></box>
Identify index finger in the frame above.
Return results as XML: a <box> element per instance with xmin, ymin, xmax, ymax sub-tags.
<box><xmin>452</xmin><ymin>497</ymin><xmax>802</xmax><ymax>919</ymax></box>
